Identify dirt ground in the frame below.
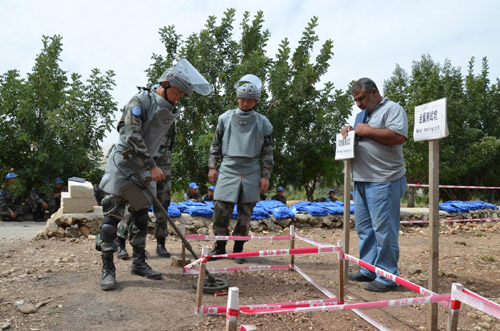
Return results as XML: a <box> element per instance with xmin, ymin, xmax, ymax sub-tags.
<box><xmin>1</xmin><ymin>221</ymin><xmax>500</xmax><ymax>331</ymax></box>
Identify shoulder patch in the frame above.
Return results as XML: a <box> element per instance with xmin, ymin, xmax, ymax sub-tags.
<box><xmin>131</xmin><ymin>105</ymin><xmax>142</xmax><ymax>116</ymax></box>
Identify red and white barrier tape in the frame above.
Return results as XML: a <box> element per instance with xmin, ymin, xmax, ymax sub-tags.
<box><xmin>239</xmin><ymin>294</ymin><xmax>451</xmax><ymax>315</ymax></box>
<box><xmin>184</xmin><ymin>234</ymin><xmax>293</xmax><ymax>241</ymax></box>
<box><xmin>294</xmin><ymin>233</ymin><xmax>335</xmax><ymax>248</ymax></box>
<box><xmin>183</xmin><ymin>264</ymin><xmax>290</xmax><ymax>275</ymax></box>
<box><xmin>407</xmin><ymin>184</ymin><xmax>500</xmax><ymax>189</ymax></box>
<box><xmin>183</xmin><ymin>256</ymin><xmax>208</xmax><ymax>271</ymax></box>
<box><xmin>345</xmin><ymin>254</ymin><xmax>449</xmax><ymax>307</ymax></box>
<box><xmin>401</xmin><ymin>217</ymin><xmax>500</xmax><ymax>224</ymax></box>
<box><xmin>452</xmin><ymin>287</ymin><xmax>500</xmax><ymax>319</ymax></box>
<box><xmin>209</xmin><ymin>246</ymin><xmax>341</xmax><ymax>260</ymax></box>
<box><xmin>199</xmin><ymin>297</ymin><xmax>340</xmax><ymax>315</ymax></box>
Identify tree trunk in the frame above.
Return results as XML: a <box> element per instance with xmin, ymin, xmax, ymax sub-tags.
<box><xmin>407</xmin><ymin>186</ymin><xmax>415</xmax><ymax>207</ymax></box>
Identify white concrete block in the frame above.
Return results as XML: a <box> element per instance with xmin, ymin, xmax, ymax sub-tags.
<box><xmin>69</xmin><ymin>181</ymin><xmax>94</xmax><ymax>198</ymax></box>
<box><xmin>61</xmin><ymin>192</ymin><xmax>95</xmax><ymax>213</ymax></box>
<box><xmin>93</xmin><ymin>205</ymin><xmax>103</xmax><ymax>214</ymax></box>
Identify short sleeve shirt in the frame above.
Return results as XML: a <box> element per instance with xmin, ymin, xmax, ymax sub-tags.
<box><xmin>352</xmin><ymin>98</ymin><xmax>408</xmax><ymax>182</ymax></box>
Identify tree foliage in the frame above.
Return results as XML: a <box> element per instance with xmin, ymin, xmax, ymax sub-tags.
<box><xmin>0</xmin><ymin>35</ymin><xmax>117</xmax><ymax>195</ymax></box>
<box><xmin>145</xmin><ymin>9</ymin><xmax>352</xmax><ymax>199</ymax></box>
<box><xmin>384</xmin><ymin>55</ymin><xmax>500</xmax><ymax>200</ymax></box>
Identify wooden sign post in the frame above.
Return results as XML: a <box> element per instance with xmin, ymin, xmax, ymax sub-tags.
<box><xmin>335</xmin><ymin>131</ymin><xmax>355</xmax><ymax>280</ymax></box>
<box><xmin>414</xmin><ymin>98</ymin><xmax>448</xmax><ymax>330</ymax></box>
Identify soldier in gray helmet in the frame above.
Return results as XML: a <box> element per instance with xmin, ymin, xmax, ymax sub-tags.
<box><xmin>97</xmin><ymin>59</ymin><xmax>211</xmax><ymax>291</ymax></box>
<box><xmin>208</xmin><ymin>74</ymin><xmax>274</xmax><ymax>264</ymax></box>
<box><xmin>115</xmin><ymin>120</ymin><xmax>176</xmax><ymax>260</ymax></box>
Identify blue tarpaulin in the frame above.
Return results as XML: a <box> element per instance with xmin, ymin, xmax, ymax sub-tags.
<box><xmin>439</xmin><ymin>200</ymin><xmax>498</xmax><ymax>213</ymax></box>
<box><xmin>177</xmin><ymin>201</ymin><xmax>214</xmax><ymax>217</ymax></box>
<box><xmin>257</xmin><ymin>200</ymin><xmax>295</xmax><ymax>219</ymax></box>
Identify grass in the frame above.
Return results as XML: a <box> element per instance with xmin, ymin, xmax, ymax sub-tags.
<box><xmin>479</xmin><ymin>255</ymin><xmax>496</xmax><ymax>262</ymax></box>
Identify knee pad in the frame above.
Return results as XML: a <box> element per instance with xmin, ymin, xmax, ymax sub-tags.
<box><xmin>100</xmin><ymin>216</ymin><xmax>119</xmax><ymax>242</ymax></box>
<box><xmin>100</xmin><ymin>224</ymin><xmax>117</xmax><ymax>242</ymax></box>
<box><xmin>133</xmin><ymin>208</ymin><xmax>150</xmax><ymax>232</ymax></box>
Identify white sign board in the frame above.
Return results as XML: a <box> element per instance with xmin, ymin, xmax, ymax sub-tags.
<box><xmin>335</xmin><ymin>130</ymin><xmax>355</xmax><ymax>160</ymax></box>
<box><xmin>414</xmin><ymin>98</ymin><xmax>448</xmax><ymax>141</ymax></box>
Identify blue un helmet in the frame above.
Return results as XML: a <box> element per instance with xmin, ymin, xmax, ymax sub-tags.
<box><xmin>55</xmin><ymin>178</ymin><xmax>64</xmax><ymax>184</ymax></box>
<box><xmin>5</xmin><ymin>172</ymin><xmax>19</xmax><ymax>180</ymax></box>
<box><xmin>208</xmin><ymin>186</ymin><xmax>215</xmax><ymax>191</ymax></box>
<box><xmin>189</xmin><ymin>182</ymin><xmax>199</xmax><ymax>189</ymax></box>
<box><xmin>277</xmin><ymin>186</ymin><xmax>284</xmax><ymax>192</ymax></box>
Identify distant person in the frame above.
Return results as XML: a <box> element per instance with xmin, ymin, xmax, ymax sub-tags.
<box><xmin>28</xmin><ymin>186</ymin><xmax>49</xmax><ymax>222</ymax></box>
<box><xmin>184</xmin><ymin>182</ymin><xmax>202</xmax><ymax>202</ymax></box>
<box><xmin>202</xmin><ymin>186</ymin><xmax>215</xmax><ymax>202</ymax></box>
<box><xmin>341</xmin><ymin>77</ymin><xmax>408</xmax><ymax>292</ymax></box>
<box><xmin>271</xmin><ymin>186</ymin><xmax>286</xmax><ymax>204</ymax></box>
<box><xmin>208</xmin><ymin>74</ymin><xmax>273</xmax><ymax>264</ymax></box>
<box><xmin>325</xmin><ymin>189</ymin><xmax>337</xmax><ymax>202</ymax></box>
<box><xmin>47</xmin><ymin>178</ymin><xmax>66</xmax><ymax>215</ymax></box>
<box><xmin>0</xmin><ymin>173</ymin><xmax>27</xmax><ymax>222</ymax></box>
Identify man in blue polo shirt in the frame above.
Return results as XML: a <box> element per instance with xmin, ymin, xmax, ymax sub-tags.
<box><xmin>341</xmin><ymin>77</ymin><xmax>408</xmax><ymax>292</ymax></box>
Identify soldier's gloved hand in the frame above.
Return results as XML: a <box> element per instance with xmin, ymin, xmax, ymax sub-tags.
<box><xmin>259</xmin><ymin>178</ymin><xmax>269</xmax><ymax>194</ymax></box>
<box><xmin>150</xmin><ymin>166</ymin><xmax>166</xmax><ymax>182</ymax></box>
<box><xmin>208</xmin><ymin>168</ymin><xmax>218</xmax><ymax>185</ymax></box>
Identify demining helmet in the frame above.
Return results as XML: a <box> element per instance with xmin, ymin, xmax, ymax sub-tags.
<box><xmin>158</xmin><ymin>58</ymin><xmax>212</xmax><ymax>97</ymax></box>
<box><xmin>235</xmin><ymin>74</ymin><xmax>262</xmax><ymax>100</ymax></box>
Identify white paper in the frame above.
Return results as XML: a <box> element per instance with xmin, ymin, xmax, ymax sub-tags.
<box><xmin>335</xmin><ymin>130</ymin><xmax>355</xmax><ymax>160</ymax></box>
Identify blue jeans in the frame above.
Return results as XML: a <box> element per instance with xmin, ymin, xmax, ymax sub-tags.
<box><xmin>354</xmin><ymin>176</ymin><xmax>407</xmax><ymax>286</ymax></box>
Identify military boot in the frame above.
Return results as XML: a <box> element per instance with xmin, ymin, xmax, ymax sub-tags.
<box><xmin>131</xmin><ymin>247</ymin><xmax>162</xmax><ymax>280</ymax></box>
<box><xmin>209</xmin><ymin>241</ymin><xmax>227</xmax><ymax>260</ymax></box>
<box><xmin>100</xmin><ymin>251</ymin><xmax>116</xmax><ymax>291</ymax></box>
<box><xmin>233</xmin><ymin>241</ymin><xmax>245</xmax><ymax>264</ymax></box>
<box><xmin>156</xmin><ymin>238</ymin><xmax>171</xmax><ymax>258</ymax></box>
<box><xmin>116</xmin><ymin>237</ymin><xmax>129</xmax><ymax>260</ymax></box>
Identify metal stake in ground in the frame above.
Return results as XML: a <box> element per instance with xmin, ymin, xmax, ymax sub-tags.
<box><xmin>121</xmin><ymin>147</ymin><xmax>229</xmax><ymax>293</ymax></box>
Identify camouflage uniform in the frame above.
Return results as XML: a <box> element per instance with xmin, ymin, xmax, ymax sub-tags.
<box><xmin>98</xmin><ymin>88</ymin><xmax>176</xmax><ymax>249</ymax></box>
<box><xmin>46</xmin><ymin>185</ymin><xmax>65</xmax><ymax>215</ymax></box>
<box><xmin>27</xmin><ymin>188</ymin><xmax>48</xmax><ymax>222</ymax></box>
<box><xmin>202</xmin><ymin>193</ymin><xmax>214</xmax><ymax>202</ymax></box>
<box><xmin>208</xmin><ymin>108</ymin><xmax>274</xmax><ymax>238</ymax></box>
<box><xmin>271</xmin><ymin>194</ymin><xmax>287</xmax><ymax>205</ymax></box>
<box><xmin>0</xmin><ymin>186</ymin><xmax>27</xmax><ymax>221</ymax></box>
<box><xmin>116</xmin><ymin>121</ymin><xmax>176</xmax><ymax>242</ymax></box>
<box><xmin>184</xmin><ymin>190</ymin><xmax>202</xmax><ymax>202</ymax></box>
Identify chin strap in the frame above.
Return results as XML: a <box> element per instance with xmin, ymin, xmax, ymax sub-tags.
<box><xmin>161</xmin><ymin>82</ymin><xmax>173</xmax><ymax>104</ymax></box>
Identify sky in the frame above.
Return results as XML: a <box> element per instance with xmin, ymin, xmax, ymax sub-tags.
<box><xmin>1</xmin><ymin>0</ymin><xmax>499</xmax><ymax>147</ymax></box>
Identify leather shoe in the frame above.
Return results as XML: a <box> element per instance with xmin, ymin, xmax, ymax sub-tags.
<box><xmin>348</xmin><ymin>272</ymin><xmax>375</xmax><ymax>282</ymax></box>
<box><xmin>364</xmin><ymin>280</ymin><xmax>397</xmax><ymax>292</ymax></box>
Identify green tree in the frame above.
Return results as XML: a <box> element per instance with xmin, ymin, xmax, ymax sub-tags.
<box><xmin>0</xmin><ymin>35</ymin><xmax>117</xmax><ymax>195</ymax></box>
<box><xmin>384</xmin><ymin>55</ymin><xmax>500</xmax><ymax>201</ymax></box>
<box><xmin>144</xmin><ymin>9</ymin><xmax>351</xmax><ymax>199</ymax></box>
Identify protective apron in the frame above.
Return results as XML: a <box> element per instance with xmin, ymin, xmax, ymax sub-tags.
<box><xmin>214</xmin><ymin>109</ymin><xmax>271</xmax><ymax>203</ymax></box>
<box><xmin>100</xmin><ymin>90</ymin><xmax>177</xmax><ymax>210</ymax></box>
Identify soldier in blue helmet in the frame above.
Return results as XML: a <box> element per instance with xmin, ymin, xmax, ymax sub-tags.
<box><xmin>326</xmin><ymin>189</ymin><xmax>337</xmax><ymax>202</ymax></box>
<box><xmin>271</xmin><ymin>186</ymin><xmax>286</xmax><ymax>204</ymax></box>
<box><xmin>0</xmin><ymin>173</ymin><xmax>26</xmax><ymax>221</ymax></box>
<box><xmin>184</xmin><ymin>182</ymin><xmax>202</xmax><ymax>202</ymax></box>
<box><xmin>202</xmin><ymin>186</ymin><xmax>215</xmax><ymax>202</ymax></box>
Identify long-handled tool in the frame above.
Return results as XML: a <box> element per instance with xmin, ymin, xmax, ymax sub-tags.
<box><xmin>122</xmin><ymin>147</ymin><xmax>229</xmax><ymax>293</ymax></box>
